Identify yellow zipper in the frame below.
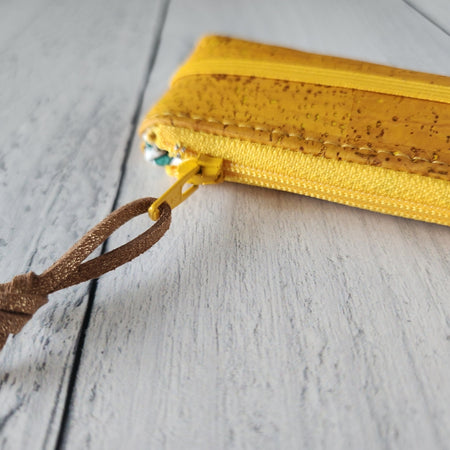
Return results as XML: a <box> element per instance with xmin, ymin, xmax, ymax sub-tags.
<box><xmin>144</xmin><ymin>124</ymin><xmax>450</xmax><ymax>226</ymax></box>
<box><xmin>148</xmin><ymin>153</ymin><xmax>223</xmax><ymax>220</ymax></box>
<box><xmin>172</xmin><ymin>57</ymin><xmax>450</xmax><ymax>104</ymax></box>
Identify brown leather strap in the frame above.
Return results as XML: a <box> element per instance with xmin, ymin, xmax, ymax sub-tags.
<box><xmin>0</xmin><ymin>197</ymin><xmax>171</xmax><ymax>350</ymax></box>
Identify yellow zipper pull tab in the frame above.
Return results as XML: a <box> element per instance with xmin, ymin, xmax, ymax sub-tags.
<box><xmin>149</xmin><ymin>154</ymin><xmax>223</xmax><ymax>220</ymax></box>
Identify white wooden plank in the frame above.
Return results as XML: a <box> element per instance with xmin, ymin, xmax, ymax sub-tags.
<box><xmin>60</xmin><ymin>0</ymin><xmax>450</xmax><ymax>449</ymax></box>
<box><xmin>0</xmin><ymin>0</ymin><xmax>166</xmax><ymax>448</ymax></box>
<box><xmin>405</xmin><ymin>0</ymin><xmax>450</xmax><ymax>35</ymax></box>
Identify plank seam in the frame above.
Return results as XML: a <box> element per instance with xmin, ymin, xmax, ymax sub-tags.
<box><xmin>53</xmin><ymin>0</ymin><xmax>171</xmax><ymax>448</ymax></box>
<box><xmin>401</xmin><ymin>0</ymin><xmax>450</xmax><ymax>36</ymax></box>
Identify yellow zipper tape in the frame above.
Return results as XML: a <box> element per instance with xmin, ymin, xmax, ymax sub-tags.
<box><xmin>172</xmin><ymin>58</ymin><xmax>450</xmax><ymax>104</ymax></box>
<box><xmin>151</xmin><ymin>124</ymin><xmax>450</xmax><ymax>226</ymax></box>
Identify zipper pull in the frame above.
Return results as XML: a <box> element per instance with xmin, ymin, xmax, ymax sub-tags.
<box><xmin>148</xmin><ymin>154</ymin><xmax>224</xmax><ymax>220</ymax></box>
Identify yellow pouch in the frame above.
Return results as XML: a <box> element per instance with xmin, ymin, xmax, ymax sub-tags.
<box><xmin>139</xmin><ymin>35</ymin><xmax>450</xmax><ymax>226</ymax></box>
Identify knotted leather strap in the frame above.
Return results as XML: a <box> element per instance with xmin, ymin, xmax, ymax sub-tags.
<box><xmin>0</xmin><ymin>197</ymin><xmax>171</xmax><ymax>350</ymax></box>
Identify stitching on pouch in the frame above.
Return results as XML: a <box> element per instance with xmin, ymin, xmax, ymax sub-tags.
<box><xmin>155</xmin><ymin>112</ymin><xmax>449</xmax><ymax>168</ymax></box>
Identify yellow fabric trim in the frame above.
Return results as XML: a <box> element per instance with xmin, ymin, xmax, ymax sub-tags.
<box><xmin>172</xmin><ymin>58</ymin><xmax>450</xmax><ymax>104</ymax></box>
<box><xmin>151</xmin><ymin>124</ymin><xmax>450</xmax><ymax>226</ymax></box>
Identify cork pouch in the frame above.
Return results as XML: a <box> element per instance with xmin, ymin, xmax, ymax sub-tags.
<box><xmin>139</xmin><ymin>35</ymin><xmax>450</xmax><ymax>226</ymax></box>
<box><xmin>2</xmin><ymin>36</ymin><xmax>450</xmax><ymax>349</ymax></box>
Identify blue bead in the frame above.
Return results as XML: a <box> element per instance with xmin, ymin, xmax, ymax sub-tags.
<box><xmin>154</xmin><ymin>154</ymin><xmax>173</xmax><ymax>166</ymax></box>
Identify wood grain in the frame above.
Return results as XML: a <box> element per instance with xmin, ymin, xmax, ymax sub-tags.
<box><xmin>60</xmin><ymin>0</ymin><xmax>450</xmax><ymax>449</ymax></box>
<box><xmin>0</xmin><ymin>0</ymin><xmax>166</xmax><ymax>448</ymax></box>
<box><xmin>0</xmin><ymin>0</ymin><xmax>449</xmax><ymax>449</ymax></box>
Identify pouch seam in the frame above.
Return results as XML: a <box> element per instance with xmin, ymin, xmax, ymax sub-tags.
<box><xmin>153</xmin><ymin>112</ymin><xmax>449</xmax><ymax>169</ymax></box>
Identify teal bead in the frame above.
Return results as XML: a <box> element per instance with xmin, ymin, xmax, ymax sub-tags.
<box><xmin>154</xmin><ymin>154</ymin><xmax>173</xmax><ymax>166</ymax></box>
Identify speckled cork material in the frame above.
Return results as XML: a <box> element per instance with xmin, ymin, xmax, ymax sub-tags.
<box><xmin>140</xmin><ymin>36</ymin><xmax>450</xmax><ymax>225</ymax></box>
<box><xmin>142</xmin><ymin>36</ymin><xmax>450</xmax><ymax>181</ymax></box>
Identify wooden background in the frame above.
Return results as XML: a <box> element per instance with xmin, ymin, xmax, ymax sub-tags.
<box><xmin>0</xmin><ymin>0</ymin><xmax>449</xmax><ymax>448</ymax></box>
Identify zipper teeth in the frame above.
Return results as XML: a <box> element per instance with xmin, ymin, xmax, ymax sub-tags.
<box><xmin>223</xmin><ymin>162</ymin><xmax>449</xmax><ymax>221</ymax></box>
<box><xmin>172</xmin><ymin>58</ymin><xmax>450</xmax><ymax>104</ymax></box>
<box><xmin>146</xmin><ymin>130</ymin><xmax>450</xmax><ymax>226</ymax></box>
<box><xmin>171</xmin><ymin>148</ymin><xmax>448</xmax><ymax>220</ymax></box>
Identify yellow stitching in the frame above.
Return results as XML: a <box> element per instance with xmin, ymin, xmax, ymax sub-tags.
<box><xmin>155</xmin><ymin>112</ymin><xmax>449</xmax><ymax>168</ymax></box>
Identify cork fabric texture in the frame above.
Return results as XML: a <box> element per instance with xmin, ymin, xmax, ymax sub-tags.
<box><xmin>140</xmin><ymin>36</ymin><xmax>450</xmax><ymax>182</ymax></box>
<box><xmin>172</xmin><ymin>35</ymin><xmax>450</xmax><ymax>93</ymax></box>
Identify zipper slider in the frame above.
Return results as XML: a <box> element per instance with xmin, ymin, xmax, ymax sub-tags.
<box><xmin>148</xmin><ymin>154</ymin><xmax>224</xmax><ymax>220</ymax></box>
